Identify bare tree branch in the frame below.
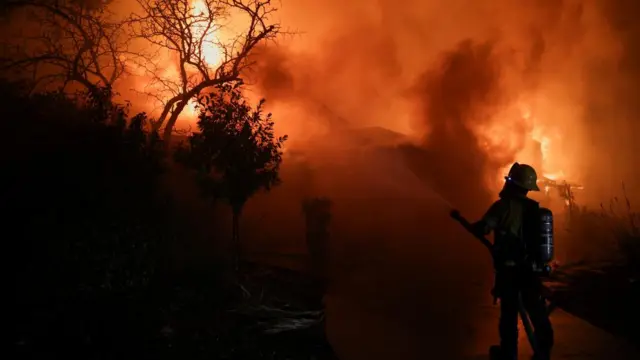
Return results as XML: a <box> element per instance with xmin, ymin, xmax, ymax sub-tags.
<box><xmin>0</xmin><ymin>0</ymin><xmax>129</xmax><ymax>98</ymax></box>
<box><xmin>127</xmin><ymin>0</ymin><xmax>280</xmax><ymax>144</ymax></box>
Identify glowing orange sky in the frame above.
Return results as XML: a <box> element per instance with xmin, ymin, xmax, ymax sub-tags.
<box><xmin>108</xmin><ymin>0</ymin><xmax>634</xmax><ymax>202</ymax></box>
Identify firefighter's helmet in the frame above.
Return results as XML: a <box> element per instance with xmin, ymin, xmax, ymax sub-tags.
<box><xmin>505</xmin><ymin>162</ymin><xmax>540</xmax><ymax>191</ymax></box>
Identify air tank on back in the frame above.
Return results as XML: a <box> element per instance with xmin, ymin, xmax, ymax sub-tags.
<box><xmin>539</xmin><ymin>207</ymin><xmax>554</xmax><ymax>264</ymax></box>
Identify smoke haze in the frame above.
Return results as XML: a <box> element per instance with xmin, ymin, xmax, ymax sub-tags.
<box><xmin>232</xmin><ymin>0</ymin><xmax>638</xmax><ymax>205</ymax></box>
<box><xmin>4</xmin><ymin>0</ymin><xmax>638</xmax><ymax>204</ymax></box>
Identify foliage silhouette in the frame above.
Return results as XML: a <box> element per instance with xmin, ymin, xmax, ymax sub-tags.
<box><xmin>2</xmin><ymin>77</ymin><xmax>334</xmax><ymax>359</ymax></box>
<box><xmin>175</xmin><ymin>82</ymin><xmax>287</xmax><ymax>267</ymax></box>
<box><xmin>1</xmin><ymin>79</ymin><xmax>172</xmax><ymax>358</ymax></box>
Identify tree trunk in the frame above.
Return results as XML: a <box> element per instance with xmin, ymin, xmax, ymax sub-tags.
<box><xmin>152</xmin><ymin>106</ymin><xmax>170</xmax><ymax>134</ymax></box>
<box><xmin>162</xmin><ymin>100</ymin><xmax>188</xmax><ymax>147</ymax></box>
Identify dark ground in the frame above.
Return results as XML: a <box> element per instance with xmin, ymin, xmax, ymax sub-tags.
<box><xmin>8</xmin><ymin>142</ymin><xmax>640</xmax><ymax>360</ymax></box>
<box><xmin>548</xmin><ymin>262</ymin><xmax>640</xmax><ymax>345</ymax></box>
<box><xmin>1</xmin><ymin>84</ymin><xmax>333</xmax><ymax>359</ymax></box>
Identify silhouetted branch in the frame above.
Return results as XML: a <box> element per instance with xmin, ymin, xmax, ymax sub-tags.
<box><xmin>0</xmin><ymin>0</ymin><xmax>129</xmax><ymax>98</ymax></box>
<box><xmin>126</xmin><ymin>0</ymin><xmax>280</xmax><ymax>143</ymax></box>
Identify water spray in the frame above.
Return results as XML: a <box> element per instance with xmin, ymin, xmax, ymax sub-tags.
<box><xmin>429</xmin><ymin>189</ymin><xmax>457</xmax><ymax>210</ymax></box>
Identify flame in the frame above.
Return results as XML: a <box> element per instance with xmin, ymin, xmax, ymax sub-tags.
<box><xmin>149</xmin><ymin>0</ymin><xmax>224</xmax><ymax>124</ymax></box>
<box><xmin>178</xmin><ymin>0</ymin><xmax>224</xmax><ymax>123</ymax></box>
<box><xmin>191</xmin><ymin>0</ymin><xmax>222</xmax><ymax>66</ymax></box>
<box><xmin>521</xmin><ymin>105</ymin><xmax>568</xmax><ymax>182</ymax></box>
<box><xmin>126</xmin><ymin>0</ymin><xmax>224</xmax><ymax>124</ymax></box>
<box><xmin>151</xmin><ymin>1</ymin><xmax>224</xmax><ymax>123</ymax></box>
<box><xmin>487</xmin><ymin>98</ymin><xmax>572</xmax><ymax>189</ymax></box>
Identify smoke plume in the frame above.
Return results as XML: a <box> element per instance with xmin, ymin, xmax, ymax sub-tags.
<box><xmin>7</xmin><ymin>0</ymin><xmax>633</xmax><ymax>203</ymax></box>
<box><xmin>234</xmin><ymin>0</ymin><xmax>636</xmax><ymax>205</ymax></box>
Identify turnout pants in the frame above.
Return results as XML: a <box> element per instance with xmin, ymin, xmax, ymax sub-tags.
<box><xmin>496</xmin><ymin>269</ymin><xmax>554</xmax><ymax>359</ymax></box>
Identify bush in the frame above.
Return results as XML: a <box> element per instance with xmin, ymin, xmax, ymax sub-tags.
<box><xmin>1</xmin><ymin>80</ymin><xmax>172</xmax><ymax>356</ymax></box>
<box><xmin>2</xmin><ymin>80</ymin><xmax>335</xmax><ymax>359</ymax></box>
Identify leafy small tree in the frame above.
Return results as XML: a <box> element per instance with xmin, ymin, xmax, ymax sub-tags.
<box><xmin>176</xmin><ymin>83</ymin><xmax>287</xmax><ymax>267</ymax></box>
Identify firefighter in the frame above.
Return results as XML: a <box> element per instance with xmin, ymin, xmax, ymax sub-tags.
<box><xmin>472</xmin><ymin>163</ymin><xmax>554</xmax><ymax>360</ymax></box>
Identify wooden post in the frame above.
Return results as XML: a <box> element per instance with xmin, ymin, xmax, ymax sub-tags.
<box><xmin>302</xmin><ymin>197</ymin><xmax>332</xmax><ymax>281</ymax></box>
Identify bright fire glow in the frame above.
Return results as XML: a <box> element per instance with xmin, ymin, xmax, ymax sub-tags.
<box><xmin>173</xmin><ymin>1</ymin><xmax>224</xmax><ymax>122</ymax></box>
<box><xmin>184</xmin><ymin>99</ymin><xmax>200</xmax><ymax>118</ymax></box>
<box><xmin>487</xmin><ymin>99</ymin><xmax>571</xmax><ymax>189</ymax></box>
<box><xmin>520</xmin><ymin>104</ymin><xmax>567</xmax><ymax>181</ymax></box>
<box><xmin>191</xmin><ymin>0</ymin><xmax>223</xmax><ymax>66</ymax></box>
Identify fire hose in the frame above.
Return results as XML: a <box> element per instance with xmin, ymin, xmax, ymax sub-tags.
<box><xmin>449</xmin><ymin>209</ymin><xmax>541</xmax><ymax>355</ymax></box>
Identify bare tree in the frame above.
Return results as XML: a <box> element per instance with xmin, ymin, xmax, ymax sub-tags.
<box><xmin>0</xmin><ymin>0</ymin><xmax>127</xmax><ymax>99</ymax></box>
<box><xmin>128</xmin><ymin>0</ymin><xmax>279</xmax><ymax>144</ymax></box>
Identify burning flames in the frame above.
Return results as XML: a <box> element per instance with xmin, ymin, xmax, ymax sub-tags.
<box><xmin>518</xmin><ymin>104</ymin><xmax>570</xmax><ymax>184</ymax></box>
<box><xmin>191</xmin><ymin>0</ymin><xmax>223</xmax><ymax>66</ymax></box>
<box><xmin>177</xmin><ymin>0</ymin><xmax>224</xmax><ymax>120</ymax></box>
<box><xmin>483</xmin><ymin>98</ymin><xmax>572</xmax><ymax>190</ymax></box>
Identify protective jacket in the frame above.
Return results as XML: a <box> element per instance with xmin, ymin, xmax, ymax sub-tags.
<box><xmin>479</xmin><ymin>188</ymin><xmax>540</xmax><ymax>270</ymax></box>
<box><xmin>476</xmin><ymin>182</ymin><xmax>554</xmax><ymax>360</ymax></box>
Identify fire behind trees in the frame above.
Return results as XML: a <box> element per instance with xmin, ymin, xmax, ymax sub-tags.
<box><xmin>1</xmin><ymin>0</ymin><xmax>281</xmax><ymax>144</ymax></box>
<box><xmin>127</xmin><ymin>0</ymin><xmax>280</xmax><ymax>143</ymax></box>
<box><xmin>0</xmin><ymin>3</ymin><xmax>324</xmax><ymax>358</ymax></box>
<box><xmin>2</xmin><ymin>76</ymin><xmax>314</xmax><ymax>358</ymax></box>
<box><xmin>3</xmin><ymin>1</ymin><xmax>640</xmax><ymax>357</ymax></box>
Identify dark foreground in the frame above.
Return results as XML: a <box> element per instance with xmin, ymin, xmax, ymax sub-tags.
<box><xmin>548</xmin><ymin>262</ymin><xmax>640</xmax><ymax>345</ymax></box>
<box><xmin>10</xmin><ymin>170</ymin><xmax>640</xmax><ymax>360</ymax></box>
<box><xmin>247</xmin><ymin>197</ymin><xmax>640</xmax><ymax>359</ymax></box>
<box><xmin>9</xmin><ymin>184</ymin><xmax>640</xmax><ymax>359</ymax></box>
<box><xmin>4</xmin><ymin>90</ymin><xmax>638</xmax><ymax>359</ymax></box>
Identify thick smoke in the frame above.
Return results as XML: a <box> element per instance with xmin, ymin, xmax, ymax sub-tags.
<box><xmin>238</xmin><ymin>0</ymin><xmax>638</xmax><ymax>206</ymax></box>
<box><xmin>583</xmin><ymin>0</ymin><xmax>640</xmax><ymax>201</ymax></box>
<box><xmin>403</xmin><ymin>40</ymin><xmax>506</xmax><ymax>211</ymax></box>
<box><xmin>6</xmin><ymin>0</ymin><xmax>632</xmax><ymax>204</ymax></box>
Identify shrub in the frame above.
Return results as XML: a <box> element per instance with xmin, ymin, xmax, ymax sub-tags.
<box><xmin>2</xmin><ymin>80</ymin><xmax>171</xmax><ymax>353</ymax></box>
